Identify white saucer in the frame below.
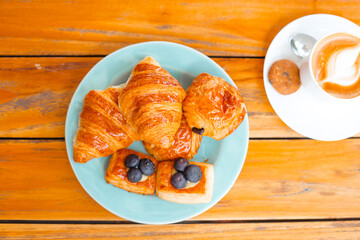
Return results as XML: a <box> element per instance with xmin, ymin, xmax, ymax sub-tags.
<box><xmin>264</xmin><ymin>14</ymin><xmax>360</xmax><ymax>141</ymax></box>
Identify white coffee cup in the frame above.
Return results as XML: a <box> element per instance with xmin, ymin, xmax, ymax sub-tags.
<box><xmin>300</xmin><ymin>32</ymin><xmax>360</xmax><ymax>104</ymax></box>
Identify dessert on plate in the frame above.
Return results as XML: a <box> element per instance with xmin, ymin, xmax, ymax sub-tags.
<box><xmin>156</xmin><ymin>158</ymin><xmax>214</xmax><ymax>204</ymax></box>
<box><xmin>268</xmin><ymin>59</ymin><xmax>301</xmax><ymax>95</ymax></box>
<box><xmin>118</xmin><ymin>56</ymin><xmax>186</xmax><ymax>148</ymax></box>
<box><xmin>73</xmin><ymin>86</ymin><xmax>138</xmax><ymax>163</ymax></box>
<box><xmin>183</xmin><ymin>73</ymin><xmax>246</xmax><ymax>140</ymax></box>
<box><xmin>105</xmin><ymin>149</ymin><xmax>158</xmax><ymax>195</ymax></box>
<box><xmin>143</xmin><ymin>115</ymin><xmax>202</xmax><ymax>161</ymax></box>
<box><xmin>73</xmin><ymin>57</ymin><xmax>246</xmax><ymax>204</ymax></box>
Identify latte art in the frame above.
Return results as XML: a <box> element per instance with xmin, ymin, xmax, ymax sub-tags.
<box><xmin>324</xmin><ymin>45</ymin><xmax>360</xmax><ymax>85</ymax></box>
<box><xmin>312</xmin><ymin>33</ymin><xmax>360</xmax><ymax>99</ymax></box>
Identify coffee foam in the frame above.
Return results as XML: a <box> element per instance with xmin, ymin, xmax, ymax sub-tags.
<box><xmin>312</xmin><ymin>33</ymin><xmax>360</xmax><ymax>99</ymax></box>
<box><xmin>323</xmin><ymin>45</ymin><xmax>360</xmax><ymax>86</ymax></box>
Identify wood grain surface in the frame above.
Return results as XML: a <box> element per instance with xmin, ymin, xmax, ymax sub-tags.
<box><xmin>0</xmin><ymin>0</ymin><xmax>359</xmax><ymax>56</ymax></box>
<box><xmin>1</xmin><ymin>139</ymin><xmax>359</xmax><ymax>221</ymax></box>
<box><xmin>1</xmin><ymin>221</ymin><xmax>360</xmax><ymax>239</ymax></box>
<box><xmin>0</xmin><ymin>57</ymin><xmax>332</xmax><ymax>139</ymax></box>
<box><xmin>1</xmin><ymin>0</ymin><xmax>360</xmax><ymax>237</ymax></box>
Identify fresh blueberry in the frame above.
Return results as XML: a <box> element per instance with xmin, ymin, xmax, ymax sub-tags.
<box><xmin>125</xmin><ymin>154</ymin><xmax>140</xmax><ymax>168</ymax></box>
<box><xmin>184</xmin><ymin>164</ymin><xmax>202</xmax><ymax>182</ymax></box>
<box><xmin>127</xmin><ymin>167</ymin><xmax>142</xmax><ymax>182</ymax></box>
<box><xmin>174</xmin><ymin>158</ymin><xmax>189</xmax><ymax>172</ymax></box>
<box><xmin>192</xmin><ymin>127</ymin><xmax>205</xmax><ymax>135</ymax></box>
<box><xmin>171</xmin><ymin>172</ymin><xmax>187</xmax><ymax>189</ymax></box>
<box><xmin>139</xmin><ymin>158</ymin><xmax>155</xmax><ymax>176</ymax></box>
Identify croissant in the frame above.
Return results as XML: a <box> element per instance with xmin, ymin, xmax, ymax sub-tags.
<box><xmin>143</xmin><ymin>115</ymin><xmax>202</xmax><ymax>161</ymax></box>
<box><xmin>73</xmin><ymin>86</ymin><xmax>138</xmax><ymax>163</ymax></box>
<box><xmin>119</xmin><ymin>56</ymin><xmax>186</xmax><ymax>148</ymax></box>
<box><xmin>183</xmin><ymin>73</ymin><xmax>246</xmax><ymax>140</ymax></box>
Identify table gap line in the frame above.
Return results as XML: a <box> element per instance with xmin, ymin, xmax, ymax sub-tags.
<box><xmin>0</xmin><ymin>137</ymin><xmax>65</xmax><ymax>141</ymax></box>
<box><xmin>0</xmin><ymin>218</ymin><xmax>360</xmax><ymax>225</ymax></box>
<box><xmin>0</xmin><ymin>55</ymin><xmax>265</xmax><ymax>59</ymax></box>
<box><xmin>0</xmin><ymin>137</ymin><xmax>359</xmax><ymax>141</ymax></box>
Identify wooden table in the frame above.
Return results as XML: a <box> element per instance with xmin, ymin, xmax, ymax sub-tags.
<box><xmin>1</xmin><ymin>0</ymin><xmax>360</xmax><ymax>239</ymax></box>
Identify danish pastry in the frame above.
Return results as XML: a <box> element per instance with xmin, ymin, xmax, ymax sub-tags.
<box><xmin>73</xmin><ymin>86</ymin><xmax>138</xmax><ymax>163</ymax></box>
<box><xmin>105</xmin><ymin>149</ymin><xmax>158</xmax><ymax>195</ymax></box>
<box><xmin>156</xmin><ymin>160</ymin><xmax>214</xmax><ymax>204</ymax></box>
<box><xmin>118</xmin><ymin>56</ymin><xmax>186</xmax><ymax>148</ymax></box>
<box><xmin>183</xmin><ymin>73</ymin><xmax>246</xmax><ymax>140</ymax></box>
<box><xmin>143</xmin><ymin>115</ymin><xmax>202</xmax><ymax>161</ymax></box>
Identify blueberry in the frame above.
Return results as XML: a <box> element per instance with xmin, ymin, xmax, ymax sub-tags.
<box><xmin>125</xmin><ymin>154</ymin><xmax>140</xmax><ymax>168</ymax></box>
<box><xmin>174</xmin><ymin>158</ymin><xmax>189</xmax><ymax>172</ymax></box>
<box><xmin>171</xmin><ymin>172</ymin><xmax>187</xmax><ymax>189</ymax></box>
<box><xmin>184</xmin><ymin>164</ymin><xmax>202</xmax><ymax>182</ymax></box>
<box><xmin>192</xmin><ymin>127</ymin><xmax>205</xmax><ymax>135</ymax></box>
<box><xmin>127</xmin><ymin>167</ymin><xmax>142</xmax><ymax>182</ymax></box>
<box><xmin>139</xmin><ymin>158</ymin><xmax>155</xmax><ymax>176</ymax></box>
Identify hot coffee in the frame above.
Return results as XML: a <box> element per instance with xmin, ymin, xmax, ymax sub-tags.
<box><xmin>311</xmin><ymin>33</ymin><xmax>360</xmax><ymax>99</ymax></box>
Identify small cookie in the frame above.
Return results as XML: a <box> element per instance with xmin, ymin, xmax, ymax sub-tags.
<box><xmin>268</xmin><ymin>59</ymin><xmax>301</xmax><ymax>95</ymax></box>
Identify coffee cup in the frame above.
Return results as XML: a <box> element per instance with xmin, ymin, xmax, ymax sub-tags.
<box><xmin>300</xmin><ymin>32</ymin><xmax>360</xmax><ymax>103</ymax></box>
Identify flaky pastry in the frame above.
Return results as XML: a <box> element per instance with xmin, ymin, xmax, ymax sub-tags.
<box><xmin>156</xmin><ymin>160</ymin><xmax>214</xmax><ymax>204</ymax></box>
<box><xmin>119</xmin><ymin>56</ymin><xmax>186</xmax><ymax>148</ymax></box>
<box><xmin>183</xmin><ymin>73</ymin><xmax>246</xmax><ymax>140</ymax></box>
<box><xmin>73</xmin><ymin>87</ymin><xmax>138</xmax><ymax>163</ymax></box>
<box><xmin>105</xmin><ymin>149</ymin><xmax>158</xmax><ymax>195</ymax></box>
<box><xmin>143</xmin><ymin>115</ymin><xmax>202</xmax><ymax>161</ymax></box>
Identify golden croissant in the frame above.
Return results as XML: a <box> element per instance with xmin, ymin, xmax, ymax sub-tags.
<box><xmin>119</xmin><ymin>56</ymin><xmax>186</xmax><ymax>148</ymax></box>
<box><xmin>183</xmin><ymin>73</ymin><xmax>246</xmax><ymax>140</ymax></box>
<box><xmin>143</xmin><ymin>115</ymin><xmax>202</xmax><ymax>161</ymax></box>
<box><xmin>73</xmin><ymin>86</ymin><xmax>138</xmax><ymax>163</ymax></box>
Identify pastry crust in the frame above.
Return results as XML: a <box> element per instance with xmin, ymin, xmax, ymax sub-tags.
<box><xmin>156</xmin><ymin>160</ymin><xmax>214</xmax><ymax>204</ymax></box>
<box><xmin>119</xmin><ymin>56</ymin><xmax>186</xmax><ymax>148</ymax></box>
<box><xmin>73</xmin><ymin>86</ymin><xmax>138</xmax><ymax>163</ymax></box>
<box><xmin>143</xmin><ymin>115</ymin><xmax>202</xmax><ymax>161</ymax></box>
<box><xmin>105</xmin><ymin>149</ymin><xmax>158</xmax><ymax>195</ymax></box>
<box><xmin>183</xmin><ymin>73</ymin><xmax>246</xmax><ymax>140</ymax></box>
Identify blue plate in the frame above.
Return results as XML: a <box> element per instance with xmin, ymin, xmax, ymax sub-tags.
<box><xmin>65</xmin><ymin>41</ymin><xmax>249</xmax><ymax>224</ymax></box>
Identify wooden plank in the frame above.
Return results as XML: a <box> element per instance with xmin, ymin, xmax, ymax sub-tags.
<box><xmin>0</xmin><ymin>57</ymin><xmax>313</xmax><ymax>139</ymax></box>
<box><xmin>1</xmin><ymin>221</ymin><xmax>360</xmax><ymax>239</ymax></box>
<box><xmin>0</xmin><ymin>139</ymin><xmax>359</xmax><ymax>221</ymax></box>
<box><xmin>0</xmin><ymin>0</ymin><xmax>359</xmax><ymax>56</ymax></box>
<box><xmin>0</xmin><ymin>57</ymin><xmax>95</xmax><ymax>138</ymax></box>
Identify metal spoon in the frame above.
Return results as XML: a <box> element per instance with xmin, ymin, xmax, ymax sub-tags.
<box><xmin>290</xmin><ymin>33</ymin><xmax>317</xmax><ymax>58</ymax></box>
